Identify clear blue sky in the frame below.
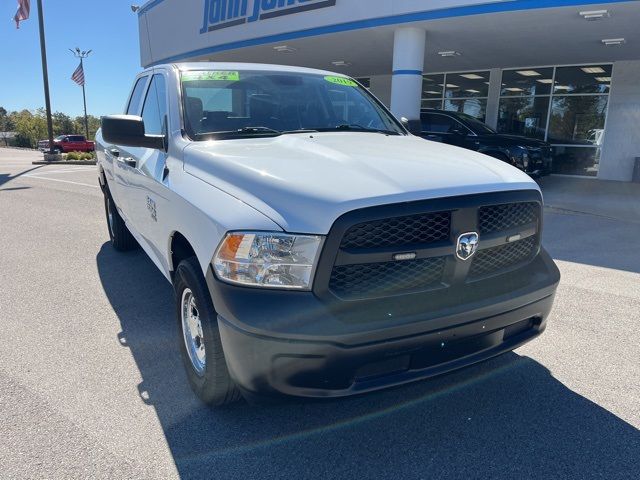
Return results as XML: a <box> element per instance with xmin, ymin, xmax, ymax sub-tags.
<box><xmin>0</xmin><ymin>0</ymin><xmax>143</xmax><ymax>117</ymax></box>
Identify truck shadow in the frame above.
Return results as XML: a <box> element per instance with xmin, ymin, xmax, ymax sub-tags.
<box><xmin>96</xmin><ymin>243</ymin><xmax>639</xmax><ymax>480</ymax></box>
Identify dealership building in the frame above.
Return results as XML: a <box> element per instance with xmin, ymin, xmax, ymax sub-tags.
<box><xmin>137</xmin><ymin>0</ymin><xmax>640</xmax><ymax>180</ymax></box>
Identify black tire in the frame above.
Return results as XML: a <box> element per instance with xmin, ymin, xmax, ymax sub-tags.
<box><xmin>174</xmin><ymin>256</ymin><xmax>242</xmax><ymax>406</ymax></box>
<box><xmin>103</xmin><ymin>187</ymin><xmax>138</xmax><ymax>251</ymax></box>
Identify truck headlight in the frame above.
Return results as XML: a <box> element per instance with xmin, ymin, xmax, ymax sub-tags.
<box><xmin>213</xmin><ymin>232</ymin><xmax>324</xmax><ymax>290</ymax></box>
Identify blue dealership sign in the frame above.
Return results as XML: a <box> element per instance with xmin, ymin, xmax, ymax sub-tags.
<box><xmin>200</xmin><ymin>0</ymin><xmax>337</xmax><ymax>33</ymax></box>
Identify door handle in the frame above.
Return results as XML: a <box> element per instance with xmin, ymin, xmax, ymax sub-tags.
<box><xmin>122</xmin><ymin>158</ymin><xmax>137</xmax><ymax>168</ymax></box>
<box><xmin>109</xmin><ymin>148</ymin><xmax>120</xmax><ymax>158</ymax></box>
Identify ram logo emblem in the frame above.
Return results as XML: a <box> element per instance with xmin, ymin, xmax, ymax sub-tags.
<box><xmin>456</xmin><ymin>232</ymin><xmax>479</xmax><ymax>261</ymax></box>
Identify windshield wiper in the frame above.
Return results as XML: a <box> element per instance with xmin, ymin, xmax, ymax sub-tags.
<box><xmin>332</xmin><ymin>124</ymin><xmax>401</xmax><ymax>135</ymax></box>
<box><xmin>281</xmin><ymin>129</ymin><xmax>319</xmax><ymax>135</ymax></box>
<box><xmin>194</xmin><ymin>126</ymin><xmax>283</xmax><ymax>139</ymax></box>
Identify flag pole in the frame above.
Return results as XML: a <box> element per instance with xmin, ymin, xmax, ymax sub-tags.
<box><xmin>70</xmin><ymin>48</ymin><xmax>91</xmax><ymax>139</ymax></box>
<box><xmin>80</xmin><ymin>57</ymin><xmax>89</xmax><ymax>138</ymax></box>
<box><xmin>36</xmin><ymin>0</ymin><xmax>55</xmax><ymax>154</ymax></box>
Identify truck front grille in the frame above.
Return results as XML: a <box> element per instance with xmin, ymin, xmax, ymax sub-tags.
<box><xmin>478</xmin><ymin>202</ymin><xmax>538</xmax><ymax>234</ymax></box>
<box><xmin>340</xmin><ymin>211</ymin><xmax>450</xmax><ymax>249</ymax></box>
<box><xmin>469</xmin><ymin>236</ymin><xmax>537</xmax><ymax>281</ymax></box>
<box><xmin>329</xmin><ymin>257</ymin><xmax>446</xmax><ymax>299</ymax></box>
<box><xmin>319</xmin><ymin>192</ymin><xmax>542</xmax><ymax>301</ymax></box>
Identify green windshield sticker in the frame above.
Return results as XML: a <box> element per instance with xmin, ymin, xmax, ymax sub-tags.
<box><xmin>182</xmin><ymin>71</ymin><xmax>240</xmax><ymax>82</ymax></box>
<box><xmin>324</xmin><ymin>76</ymin><xmax>357</xmax><ymax>87</ymax></box>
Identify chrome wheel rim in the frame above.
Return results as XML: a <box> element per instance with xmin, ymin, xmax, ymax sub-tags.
<box><xmin>181</xmin><ymin>288</ymin><xmax>206</xmax><ymax>376</ymax></box>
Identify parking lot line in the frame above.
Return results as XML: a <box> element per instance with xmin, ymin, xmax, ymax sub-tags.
<box><xmin>22</xmin><ymin>174</ymin><xmax>99</xmax><ymax>188</ymax></box>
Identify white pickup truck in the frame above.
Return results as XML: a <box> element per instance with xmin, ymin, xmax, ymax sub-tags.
<box><xmin>97</xmin><ymin>63</ymin><xmax>560</xmax><ymax>406</ymax></box>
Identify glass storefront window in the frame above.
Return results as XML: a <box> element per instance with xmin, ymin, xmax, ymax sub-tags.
<box><xmin>552</xmin><ymin>146</ymin><xmax>600</xmax><ymax>177</ymax></box>
<box><xmin>497</xmin><ymin>64</ymin><xmax>611</xmax><ymax>176</ymax></box>
<box><xmin>422</xmin><ymin>71</ymin><xmax>489</xmax><ymax>121</ymax></box>
<box><xmin>444</xmin><ymin>98</ymin><xmax>487</xmax><ymax>121</ymax></box>
<box><xmin>548</xmin><ymin>95</ymin><xmax>608</xmax><ymax>145</ymax></box>
<box><xmin>498</xmin><ymin>97</ymin><xmax>550</xmax><ymax>140</ymax></box>
<box><xmin>422</xmin><ymin>74</ymin><xmax>445</xmax><ymax>100</ymax></box>
<box><xmin>422</xmin><ymin>99</ymin><xmax>443</xmax><ymax>110</ymax></box>
<box><xmin>500</xmin><ymin>68</ymin><xmax>553</xmax><ymax>96</ymax></box>
<box><xmin>444</xmin><ymin>72</ymin><xmax>489</xmax><ymax>98</ymax></box>
<box><xmin>554</xmin><ymin>65</ymin><xmax>612</xmax><ymax>94</ymax></box>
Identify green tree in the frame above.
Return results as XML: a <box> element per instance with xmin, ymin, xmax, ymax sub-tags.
<box><xmin>13</xmin><ymin>109</ymin><xmax>48</xmax><ymax>148</ymax></box>
<box><xmin>0</xmin><ymin>107</ymin><xmax>15</xmax><ymax>146</ymax></box>
<box><xmin>72</xmin><ymin>115</ymin><xmax>101</xmax><ymax>140</ymax></box>
<box><xmin>52</xmin><ymin>112</ymin><xmax>75</xmax><ymax>136</ymax></box>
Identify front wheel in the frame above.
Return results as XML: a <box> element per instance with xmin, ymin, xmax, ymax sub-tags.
<box><xmin>174</xmin><ymin>256</ymin><xmax>242</xmax><ymax>406</ymax></box>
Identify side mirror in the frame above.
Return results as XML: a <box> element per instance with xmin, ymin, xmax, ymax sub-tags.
<box><xmin>101</xmin><ymin>115</ymin><xmax>165</xmax><ymax>150</ymax></box>
<box><xmin>400</xmin><ymin>117</ymin><xmax>423</xmax><ymax>135</ymax></box>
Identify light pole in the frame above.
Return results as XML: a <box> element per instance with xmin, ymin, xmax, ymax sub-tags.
<box><xmin>37</xmin><ymin>0</ymin><xmax>55</xmax><ymax>154</ymax></box>
<box><xmin>69</xmin><ymin>48</ymin><xmax>92</xmax><ymax>139</ymax></box>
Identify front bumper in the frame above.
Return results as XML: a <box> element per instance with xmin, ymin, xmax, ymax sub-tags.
<box><xmin>207</xmin><ymin>249</ymin><xmax>560</xmax><ymax>400</ymax></box>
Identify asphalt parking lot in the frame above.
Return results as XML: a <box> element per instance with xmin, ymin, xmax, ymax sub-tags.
<box><xmin>0</xmin><ymin>148</ymin><xmax>638</xmax><ymax>479</ymax></box>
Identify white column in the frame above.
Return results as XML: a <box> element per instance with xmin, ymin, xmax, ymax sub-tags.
<box><xmin>390</xmin><ymin>27</ymin><xmax>426</xmax><ymax>122</ymax></box>
<box><xmin>485</xmin><ymin>68</ymin><xmax>502</xmax><ymax>129</ymax></box>
<box><xmin>599</xmin><ymin>60</ymin><xmax>640</xmax><ymax>181</ymax></box>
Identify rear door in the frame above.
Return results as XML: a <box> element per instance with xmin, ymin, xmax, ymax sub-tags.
<box><xmin>105</xmin><ymin>74</ymin><xmax>149</xmax><ymax>221</ymax></box>
<box><xmin>68</xmin><ymin>135</ymin><xmax>85</xmax><ymax>151</ymax></box>
<box><xmin>118</xmin><ymin>72</ymin><xmax>170</xmax><ymax>268</ymax></box>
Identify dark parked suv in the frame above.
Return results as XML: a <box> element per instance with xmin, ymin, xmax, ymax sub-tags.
<box><xmin>420</xmin><ymin>109</ymin><xmax>552</xmax><ymax>177</ymax></box>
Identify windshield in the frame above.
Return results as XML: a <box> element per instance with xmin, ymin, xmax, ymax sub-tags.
<box><xmin>181</xmin><ymin>70</ymin><xmax>405</xmax><ymax>139</ymax></box>
<box><xmin>457</xmin><ymin>113</ymin><xmax>496</xmax><ymax>134</ymax></box>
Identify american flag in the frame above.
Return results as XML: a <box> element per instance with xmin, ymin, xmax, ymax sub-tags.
<box><xmin>71</xmin><ymin>62</ymin><xmax>85</xmax><ymax>86</ymax></box>
<box><xmin>14</xmin><ymin>0</ymin><xmax>30</xmax><ymax>28</ymax></box>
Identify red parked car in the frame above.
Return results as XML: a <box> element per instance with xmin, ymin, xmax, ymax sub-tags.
<box><xmin>38</xmin><ymin>135</ymin><xmax>95</xmax><ymax>153</ymax></box>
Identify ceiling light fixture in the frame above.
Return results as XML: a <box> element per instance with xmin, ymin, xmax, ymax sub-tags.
<box><xmin>273</xmin><ymin>45</ymin><xmax>297</xmax><ymax>53</ymax></box>
<box><xmin>579</xmin><ymin>9</ymin><xmax>610</xmax><ymax>20</ymax></box>
<box><xmin>602</xmin><ymin>38</ymin><xmax>625</xmax><ymax>46</ymax></box>
<box><xmin>505</xmin><ymin>87</ymin><xmax>524</xmax><ymax>92</ymax></box>
<box><xmin>536</xmin><ymin>79</ymin><xmax>554</xmax><ymax>84</ymax></box>
<box><xmin>516</xmin><ymin>70</ymin><xmax>541</xmax><ymax>77</ymax></box>
<box><xmin>438</xmin><ymin>51</ymin><xmax>461</xmax><ymax>57</ymax></box>
<box><xmin>465</xmin><ymin>89</ymin><xmax>480</xmax><ymax>93</ymax></box>
<box><xmin>459</xmin><ymin>73</ymin><xmax>484</xmax><ymax>80</ymax></box>
<box><xmin>555</xmin><ymin>85</ymin><xmax>572</xmax><ymax>90</ymax></box>
<box><xmin>445</xmin><ymin>84</ymin><xmax>460</xmax><ymax>88</ymax></box>
<box><xmin>595</xmin><ymin>76</ymin><xmax>611</xmax><ymax>82</ymax></box>
<box><xmin>424</xmin><ymin>90</ymin><xmax>441</xmax><ymax>94</ymax></box>
<box><xmin>581</xmin><ymin>66</ymin><xmax>606</xmax><ymax>73</ymax></box>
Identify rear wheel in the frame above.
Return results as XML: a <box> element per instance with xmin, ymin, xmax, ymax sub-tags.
<box><xmin>103</xmin><ymin>187</ymin><xmax>138</xmax><ymax>251</ymax></box>
<box><xmin>174</xmin><ymin>256</ymin><xmax>242</xmax><ymax>406</ymax></box>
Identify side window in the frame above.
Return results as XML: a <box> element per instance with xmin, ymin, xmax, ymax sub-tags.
<box><xmin>422</xmin><ymin>113</ymin><xmax>458</xmax><ymax>133</ymax></box>
<box><xmin>141</xmin><ymin>74</ymin><xmax>168</xmax><ymax>136</ymax></box>
<box><xmin>126</xmin><ymin>76</ymin><xmax>148</xmax><ymax>115</ymax></box>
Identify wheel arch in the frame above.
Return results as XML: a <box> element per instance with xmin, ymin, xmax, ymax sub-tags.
<box><xmin>169</xmin><ymin>231</ymin><xmax>198</xmax><ymax>281</ymax></box>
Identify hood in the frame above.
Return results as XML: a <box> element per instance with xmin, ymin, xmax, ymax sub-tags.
<box><xmin>477</xmin><ymin>133</ymin><xmax>549</xmax><ymax>148</ymax></box>
<box><xmin>184</xmin><ymin>132</ymin><xmax>539</xmax><ymax>233</ymax></box>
